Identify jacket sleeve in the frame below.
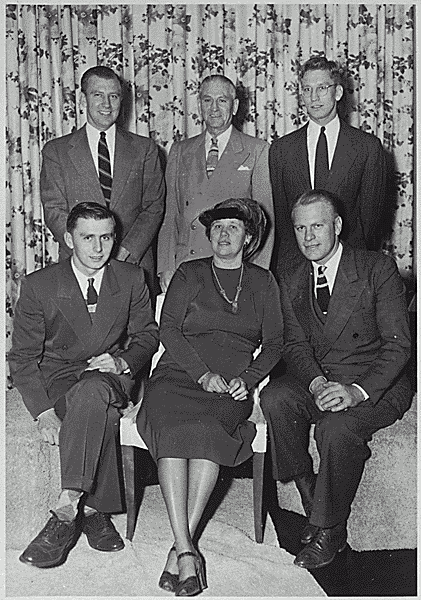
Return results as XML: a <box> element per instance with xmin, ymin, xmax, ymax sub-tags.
<box><xmin>239</xmin><ymin>271</ymin><xmax>284</xmax><ymax>388</ymax></box>
<box><xmin>120</xmin><ymin>138</ymin><xmax>165</xmax><ymax>263</ymax></box>
<box><xmin>157</xmin><ymin>142</ymin><xmax>180</xmax><ymax>275</ymax></box>
<box><xmin>249</xmin><ymin>142</ymin><xmax>274</xmax><ymax>269</ymax></box>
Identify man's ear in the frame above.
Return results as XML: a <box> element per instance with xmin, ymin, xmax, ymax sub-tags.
<box><xmin>232</xmin><ymin>98</ymin><xmax>239</xmax><ymax>116</ymax></box>
<box><xmin>79</xmin><ymin>92</ymin><xmax>86</xmax><ymax>114</ymax></box>
<box><xmin>64</xmin><ymin>231</ymin><xmax>74</xmax><ymax>250</ymax></box>
<box><xmin>334</xmin><ymin>215</ymin><xmax>343</xmax><ymax>236</ymax></box>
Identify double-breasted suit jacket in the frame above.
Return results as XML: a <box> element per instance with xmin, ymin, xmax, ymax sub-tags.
<box><xmin>270</xmin><ymin>120</ymin><xmax>386</xmax><ymax>277</ymax></box>
<box><xmin>157</xmin><ymin>127</ymin><xmax>274</xmax><ymax>274</ymax></box>
<box><xmin>9</xmin><ymin>258</ymin><xmax>159</xmax><ymax>420</ymax></box>
<box><xmin>279</xmin><ymin>244</ymin><xmax>412</xmax><ymax>417</ymax></box>
<box><xmin>40</xmin><ymin>125</ymin><xmax>165</xmax><ymax>283</ymax></box>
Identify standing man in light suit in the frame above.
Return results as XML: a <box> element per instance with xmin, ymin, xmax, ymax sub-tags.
<box><xmin>40</xmin><ymin>65</ymin><xmax>165</xmax><ymax>297</ymax></box>
<box><xmin>270</xmin><ymin>56</ymin><xmax>386</xmax><ymax>279</ymax></box>
<box><xmin>261</xmin><ymin>190</ymin><xmax>412</xmax><ymax>570</ymax></box>
<box><xmin>157</xmin><ymin>74</ymin><xmax>274</xmax><ymax>292</ymax></box>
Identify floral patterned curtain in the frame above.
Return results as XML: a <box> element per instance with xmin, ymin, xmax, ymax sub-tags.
<box><xmin>6</xmin><ymin>4</ymin><xmax>415</xmax><ymax>366</ymax></box>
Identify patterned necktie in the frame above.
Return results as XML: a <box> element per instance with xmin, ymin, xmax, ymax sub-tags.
<box><xmin>314</xmin><ymin>126</ymin><xmax>329</xmax><ymax>189</ymax></box>
<box><xmin>98</xmin><ymin>131</ymin><xmax>112</xmax><ymax>206</ymax></box>
<box><xmin>316</xmin><ymin>265</ymin><xmax>330</xmax><ymax>314</ymax></box>
<box><xmin>206</xmin><ymin>137</ymin><xmax>219</xmax><ymax>177</ymax></box>
<box><xmin>86</xmin><ymin>278</ymin><xmax>98</xmax><ymax>319</ymax></box>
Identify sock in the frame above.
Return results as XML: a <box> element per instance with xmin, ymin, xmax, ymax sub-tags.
<box><xmin>55</xmin><ymin>489</ymin><xmax>83</xmax><ymax>522</ymax></box>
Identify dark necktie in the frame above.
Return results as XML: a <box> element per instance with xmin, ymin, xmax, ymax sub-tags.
<box><xmin>98</xmin><ymin>131</ymin><xmax>112</xmax><ymax>206</ymax></box>
<box><xmin>314</xmin><ymin>126</ymin><xmax>329</xmax><ymax>189</ymax></box>
<box><xmin>316</xmin><ymin>265</ymin><xmax>330</xmax><ymax>314</ymax></box>
<box><xmin>86</xmin><ymin>278</ymin><xmax>98</xmax><ymax>319</ymax></box>
<box><xmin>206</xmin><ymin>137</ymin><xmax>219</xmax><ymax>177</ymax></box>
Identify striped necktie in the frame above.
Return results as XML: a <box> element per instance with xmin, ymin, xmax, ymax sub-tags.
<box><xmin>98</xmin><ymin>131</ymin><xmax>112</xmax><ymax>206</ymax></box>
<box><xmin>206</xmin><ymin>137</ymin><xmax>219</xmax><ymax>177</ymax></box>
<box><xmin>314</xmin><ymin>126</ymin><xmax>329</xmax><ymax>189</ymax></box>
<box><xmin>316</xmin><ymin>265</ymin><xmax>330</xmax><ymax>314</ymax></box>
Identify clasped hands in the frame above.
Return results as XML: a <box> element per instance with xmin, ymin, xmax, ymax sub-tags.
<box><xmin>199</xmin><ymin>372</ymin><xmax>248</xmax><ymax>401</ymax></box>
<box><xmin>37</xmin><ymin>353</ymin><xmax>128</xmax><ymax>446</ymax></box>
<box><xmin>312</xmin><ymin>380</ymin><xmax>365</xmax><ymax>412</ymax></box>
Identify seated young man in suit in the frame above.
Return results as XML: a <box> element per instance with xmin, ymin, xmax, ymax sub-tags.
<box><xmin>261</xmin><ymin>190</ymin><xmax>412</xmax><ymax>570</ymax></box>
<box><xmin>8</xmin><ymin>202</ymin><xmax>159</xmax><ymax>568</ymax></box>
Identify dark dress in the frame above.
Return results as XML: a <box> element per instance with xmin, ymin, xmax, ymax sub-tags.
<box><xmin>137</xmin><ymin>257</ymin><xmax>283</xmax><ymax>467</ymax></box>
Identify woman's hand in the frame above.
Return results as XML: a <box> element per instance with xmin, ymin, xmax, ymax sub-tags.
<box><xmin>199</xmin><ymin>372</ymin><xmax>229</xmax><ymax>393</ymax></box>
<box><xmin>228</xmin><ymin>377</ymin><xmax>248</xmax><ymax>401</ymax></box>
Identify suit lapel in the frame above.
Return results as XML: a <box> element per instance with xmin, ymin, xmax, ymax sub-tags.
<box><xmin>111</xmin><ymin>127</ymin><xmax>136</xmax><ymax>209</ymax></box>
<box><xmin>89</xmin><ymin>263</ymin><xmax>125</xmax><ymax>349</ymax></box>
<box><xmin>327</xmin><ymin>121</ymin><xmax>359</xmax><ymax>193</ymax></box>
<box><xmin>67</xmin><ymin>126</ymin><xmax>105</xmax><ymax>205</ymax></box>
<box><xmin>291</xmin><ymin>125</ymin><xmax>311</xmax><ymax>189</ymax></box>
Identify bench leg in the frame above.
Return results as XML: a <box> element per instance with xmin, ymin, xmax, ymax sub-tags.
<box><xmin>121</xmin><ymin>445</ymin><xmax>137</xmax><ymax>541</ymax></box>
<box><xmin>252</xmin><ymin>451</ymin><xmax>265</xmax><ymax>543</ymax></box>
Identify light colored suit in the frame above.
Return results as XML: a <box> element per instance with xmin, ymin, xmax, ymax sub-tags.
<box><xmin>40</xmin><ymin>125</ymin><xmax>165</xmax><ymax>283</ymax></box>
<box><xmin>270</xmin><ymin>120</ymin><xmax>386</xmax><ymax>276</ymax></box>
<box><xmin>157</xmin><ymin>127</ymin><xmax>274</xmax><ymax>273</ymax></box>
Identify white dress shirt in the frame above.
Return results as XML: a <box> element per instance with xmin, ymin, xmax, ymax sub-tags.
<box><xmin>71</xmin><ymin>258</ymin><xmax>105</xmax><ymax>303</ymax></box>
<box><xmin>307</xmin><ymin>115</ymin><xmax>340</xmax><ymax>188</ymax></box>
<box><xmin>86</xmin><ymin>122</ymin><xmax>116</xmax><ymax>178</ymax></box>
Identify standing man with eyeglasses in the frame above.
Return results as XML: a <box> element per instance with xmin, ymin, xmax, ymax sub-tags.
<box><xmin>40</xmin><ymin>66</ymin><xmax>165</xmax><ymax>299</ymax></box>
<box><xmin>269</xmin><ymin>56</ymin><xmax>386</xmax><ymax>280</ymax></box>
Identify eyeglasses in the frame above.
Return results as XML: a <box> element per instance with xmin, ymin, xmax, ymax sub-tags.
<box><xmin>301</xmin><ymin>84</ymin><xmax>336</xmax><ymax>98</ymax></box>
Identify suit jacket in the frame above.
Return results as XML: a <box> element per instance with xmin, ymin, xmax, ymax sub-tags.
<box><xmin>40</xmin><ymin>125</ymin><xmax>165</xmax><ymax>276</ymax></box>
<box><xmin>279</xmin><ymin>244</ymin><xmax>411</xmax><ymax>417</ymax></box>
<box><xmin>270</xmin><ymin>120</ymin><xmax>386</xmax><ymax>277</ymax></box>
<box><xmin>8</xmin><ymin>259</ymin><xmax>159</xmax><ymax>419</ymax></box>
<box><xmin>157</xmin><ymin>127</ymin><xmax>274</xmax><ymax>273</ymax></box>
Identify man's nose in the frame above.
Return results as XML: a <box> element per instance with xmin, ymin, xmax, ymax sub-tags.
<box><xmin>310</xmin><ymin>87</ymin><xmax>320</xmax><ymax>101</ymax></box>
<box><xmin>304</xmin><ymin>228</ymin><xmax>315</xmax><ymax>241</ymax></box>
<box><xmin>93</xmin><ymin>238</ymin><xmax>103</xmax><ymax>252</ymax></box>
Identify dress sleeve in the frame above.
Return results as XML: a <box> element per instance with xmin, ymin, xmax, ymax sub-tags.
<box><xmin>239</xmin><ymin>271</ymin><xmax>284</xmax><ymax>388</ymax></box>
<box><xmin>159</xmin><ymin>264</ymin><xmax>211</xmax><ymax>383</ymax></box>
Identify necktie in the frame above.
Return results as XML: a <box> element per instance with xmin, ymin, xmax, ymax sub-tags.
<box><xmin>316</xmin><ymin>265</ymin><xmax>330</xmax><ymax>314</ymax></box>
<box><xmin>206</xmin><ymin>137</ymin><xmax>219</xmax><ymax>177</ymax></box>
<box><xmin>98</xmin><ymin>131</ymin><xmax>112</xmax><ymax>206</ymax></box>
<box><xmin>86</xmin><ymin>278</ymin><xmax>98</xmax><ymax>318</ymax></box>
<box><xmin>314</xmin><ymin>126</ymin><xmax>329</xmax><ymax>189</ymax></box>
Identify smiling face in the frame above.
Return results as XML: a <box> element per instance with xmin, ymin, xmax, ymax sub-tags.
<box><xmin>209</xmin><ymin>218</ymin><xmax>251</xmax><ymax>262</ymax></box>
<box><xmin>64</xmin><ymin>217</ymin><xmax>115</xmax><ymax>276</ymax></box>
<box><xmin>301</xmin><ymin>69</ymin><xmax>343</xmax><ymax>126</ymax></box>
<box><xmin>199</xmin><ymin>79</ymin><xmax>239</xmax><ymax>137</ymax></box>
<box><xmin>292</xmin><ymin>201</ymin><xmax>342</xmax><ymax>264</ymax></box>
<box><xmin>80</xmin><ymin>75</ymin><xmax>122</xmax><ymax>131</ymax></box>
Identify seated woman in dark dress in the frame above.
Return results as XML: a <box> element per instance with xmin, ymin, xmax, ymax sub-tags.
<box><xmin>137</xmin><ymin>197</ymin><xmax>283</xmax><ymax>596</ymax></box>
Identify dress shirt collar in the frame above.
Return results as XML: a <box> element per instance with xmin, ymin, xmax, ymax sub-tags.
<box><xmin>71</xmin><ymin>257</ymin><xmax>106</xmax><ymax>299</ymax></box>
<box><xmin>205</xmin><ymin>124</ymin><xmax>232</xmax><ymax>157</ymax></box>
<box><xmin>312</xmin><ymin>241</ymin><xmax>343</xmax><ymax>293</ymax></box>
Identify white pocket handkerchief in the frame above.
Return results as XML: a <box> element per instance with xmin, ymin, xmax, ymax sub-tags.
<box><xmin>238</xmin><ymin>165</ymin><xmax>251</xmax><ymax>171</ymax></box>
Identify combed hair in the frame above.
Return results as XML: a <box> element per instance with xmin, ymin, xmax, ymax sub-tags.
<box><xmin>300</xmin><ymin>56</ymin><xmax>343</xmax><ymax>85</ymax></box>
<box><xmin>81</xmin><ymin>66</ymin><xmax>121</xmax><ymax>94</ymax></box>
<box><xmin>199</xmin><ymin>75</ymin><xmax>236</xmax><ymax>99</ymax></box>
<box><xmin>66</xmin><ymin>202</ymin><xmax>116</xmax><ymax>234</ymax></box>
<box><xmin>291</xmin><ymin>190</ymin><xmax>341</xmax><ymax>219</ymax></box>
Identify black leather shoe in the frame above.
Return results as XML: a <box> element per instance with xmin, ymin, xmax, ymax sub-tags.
<box><xmin>19</xmin><ymin>511</ymin><xmax>78</xmax><ymax>568</ymax></box>
<box><xmin>294</xmin><ymin>523</ymin><xmax>347</xmax><ymax>569</ymax></box>
<box><xmin>300</xmin><ymin>522</ymin><xmax>320</xmax><ymax>545</ymax></box>
<box><xmin>82</xmin><ymin>512</ymin><xmax>124</xmax><ymax>552</ymax></box>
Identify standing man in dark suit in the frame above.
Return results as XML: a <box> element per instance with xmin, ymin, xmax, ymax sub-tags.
<box><xmin>40</xmin><ymin>65</ymin><xmax>165</xmax><ymax>297</ymax></box>
<box><xmin>157</xmin><ymin>74</ymin><xmax>274</xmax><ymax>292</ymax></box>
<box><xmin>8</xmin><ymin>202</ymin><xmax>159</xmax><ymax>568</ymax></box>
<box><xmin>261</xmin><ymin>190</ymin><xmax>412</xmax><ymax>570</ymax></box>
<box><xmin>270</xmin><ymin>56</ymin><xmax>386</xmax><ymax>278</ymax></box>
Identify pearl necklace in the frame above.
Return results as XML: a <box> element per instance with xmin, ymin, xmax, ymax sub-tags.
<box><xmin>211</xmin><ymin>261</ymin><xmax>244</xmax><ymax>314</ymax></box>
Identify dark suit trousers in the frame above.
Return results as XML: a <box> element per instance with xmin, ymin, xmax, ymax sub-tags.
<box><xmin>260</xmin><ymin>375</ymin><xmax>401</xmax><ymax>528</ymax></box>
<box><xmin>53</xmin><ymin>372</ymin><xmax>126</xmax><ymax>514</ymax></box>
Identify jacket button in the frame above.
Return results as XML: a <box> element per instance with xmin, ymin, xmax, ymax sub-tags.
<box><xmin>62</xmin><ymin>345</ymin><xmax>68</xmax><ymax>350</ymax></box>
<box><xmin>191</xmin><ymin>224</ymin><xmax>196</xmax><ymax>230</ymax></box>
<box><xmin>190</xmin><ymin>249</ymin><xmax>195</xmax><ymax>255</ymax></box>
<box><xmin>353</xmin><ymin>333</ymin><xmax>359</xmax><ymax>338</ymax></box>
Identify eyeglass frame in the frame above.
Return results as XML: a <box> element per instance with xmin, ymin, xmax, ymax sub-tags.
<box><xmin>301</xmin><ymin>83</ymin><xmax>338</xmax><ymax>98</ymax></box>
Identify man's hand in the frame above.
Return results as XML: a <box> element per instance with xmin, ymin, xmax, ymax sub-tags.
<box><xmin>199</xmin><ymin>372</ymin><xmax>230</xmax><ymax>394</ymax></box>
<box><xmin>158</xmin><ymin>270</ymin><xmax>175</xmax><ymax>293</ymax></box>
<box><xmin>315</xmin><ymin>381</ymin><xmax>365</xmax><ymax>412</ymax></box>
<box><xmin>85</xmin><ymin>353</ymin><xmax>128</xmax><ymax>375</ymax></box>
<box><xmin>228</xmin><ymin>377</ymin><xmax>248</xmax><ymax>401</ymax></box>
<box><xmin>37</xmin><ymin>408</ymin><xmax>61</xmax><ymax>445</ymax></box>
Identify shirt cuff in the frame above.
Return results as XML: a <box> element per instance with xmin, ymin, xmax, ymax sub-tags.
<box><xmin>351</xmin><ymin>383</ymin><xmax>369</xmax><ymax>401</ymax></box>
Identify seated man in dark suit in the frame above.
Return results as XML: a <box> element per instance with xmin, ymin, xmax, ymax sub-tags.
<box><xmin>261</xmin><ymin>190</ymin><xmax>412</xmax><ymax>570</ymax></box>
<box><xmin>8</xmin><ymin>202</ymin><xmax>159</xmax><ymax>568</ymax></box>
